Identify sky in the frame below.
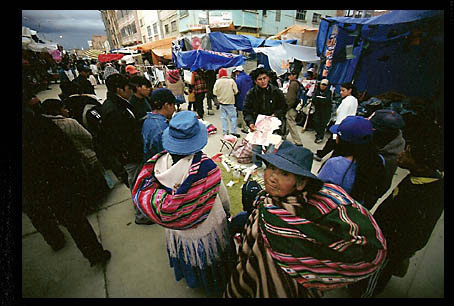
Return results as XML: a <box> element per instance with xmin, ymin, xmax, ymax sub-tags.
<box><xmin>22</xmin><ymin>10</ymin><xmax>106</xmax><ymax>50</ymax></box>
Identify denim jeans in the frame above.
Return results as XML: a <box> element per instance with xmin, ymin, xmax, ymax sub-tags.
<box><xmin>220</xmin><ymin>104</ymin><xmax>238</xmax><ymax>135</ymax></box>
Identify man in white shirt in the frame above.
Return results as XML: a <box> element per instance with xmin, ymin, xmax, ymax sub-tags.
<box><xmin>213</xmin><ymin>68</ymin><xmax>239</xmax><ymax>137</ymax></box>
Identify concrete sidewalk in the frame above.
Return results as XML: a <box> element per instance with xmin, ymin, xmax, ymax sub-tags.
<box><xmin>22</xmin><ymin>84</ymin><xmax>444</xmax><ymax>298</ymax></box>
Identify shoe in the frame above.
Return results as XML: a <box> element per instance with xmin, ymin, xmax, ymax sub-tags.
<box><xmin>230</xmin><ymin>133</ymin><xmax>240</xmax><ymax>138</ymax></box>
<box><xmin>314</xmin><ymin>138</ymin><xmax>323</xmax><ymax>144</ymax></box>
<box><xmin>90</xmin><ymin>250</ymin><xmax>111</xmax><ymax>267</ymax></box>
<box><xmin>313</xmin><ymin>154</ymin><xmax>323</xmax><ymax>162</ymax></box>
<box><xmin>135</xmin><ymin>218</ymin><xmax>155</xmax><ymax>225</ymax></box>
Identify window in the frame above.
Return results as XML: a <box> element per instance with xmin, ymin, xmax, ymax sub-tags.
<box><xmin>165</xmin><ymin>24</ymin><xmax>169</xmax><ymax>34</ymax></box>
<box><xmin>179</xmin><ymin>10</ymin><xmax>188</xmax><ymax>17</ymax></box>
<box><xmin>147</xmin><ymin>26</ymin><xmax>152</xmax><ymax>37</ymax></box>
<box><xmin>153</xmin><ymin>23</ymin><xmax>158</xmax><ymax>34</ymax></box>
<box><xmin>171</xmin><ymin>20</ymin><xmax>177</xmax><ymax>32</ymax></box>
<box><xmin>140</xmin><ymin>18</ymin><xmax>144</xmax><ymax>27</ymax></box>
<box><xmin>296</xmin><ymin>10</ymin><xmax>306</xmax><ymax>20</ymax></box>
<box><xmin>143</xmin><ymin>36</ymin><xmax>146</xmax><ymax>43</ymax></box>
<box><xmin>131</xmin><ymin>22</ymin><xmax>137</xmax><ymax>34</ymax></box>
<box><xmin>355</xmin><ymin>10</ymin><xmax>363</xmax><ymax>18</ymax></box>
<box><xmin>263</xmin><ymin>10</ymin><xmax>267</xmax><ymax>16</ymax></box>
<box><xmin>154</xmin><ymin>35</ymin><xmax>159</xmax><ymax>41</ymax></box>
<box><xmin>275</xmin><ymin>10</ymin><xmax>281</xmax><ymax>22</ymax></box>
<box><xmin>312</xmin><ymin>13</ymin><xmax>321</xmax><ymax>23</ymax></box>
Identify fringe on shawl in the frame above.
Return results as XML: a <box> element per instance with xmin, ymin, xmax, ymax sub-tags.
<box><xmin>165</xmin><ymin>204</ymin><xmax>230</xmax><ymax>270</ymax></box>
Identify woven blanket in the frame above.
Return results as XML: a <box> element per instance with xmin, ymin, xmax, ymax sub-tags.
<box><xmin>258</xmin><ymin>183</ymin><xmax>387</xmax><ymax>290</ymax></box>
<box><xmin>132</xmin><ymin>151</ymin><xmax>221</xmax><ymax>230</ymax></box>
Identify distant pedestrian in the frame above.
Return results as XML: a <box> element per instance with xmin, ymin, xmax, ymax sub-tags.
<box><xmin>103</xmin><ymin>63</ymin><xmax>119</xmax><ymax>80</ymax></box>
<box><xmin>89</xmin><ymin>60</ymin><xmax>99</xmax><ymax>85</ymax></box>
<box><xmin>233</xmin><ymin>66</ymin><xmax>253</xmax><ymax>133</ymax></box>
<box><xmin>187</xmin><ymin>84</ymin><xmax>196</xmax><ymax>111</ymax></box>
<box><xmin>284</xmin><ymin>70</ymin><xmax>303</xmax><ymax>146</ymax></box>
<box><xmin>314</xmin><ymin>82</ymin><xmax>358</xmax><ymax>161</ymax></box>
<box><xmin>125</xmin><ymin>64</ymin><xmax>139</xmax><ymax>77</ymax></box>
<box><xmin>312</xmin><ymin>79</ymin><xmax>333</xmax><ymax>143</ymax></box>
<box><xmin>213</xmin><ymin>68</ymin><xmax>239</xmax><ymax>137</ymax></box>
<box><xmin>165</xmin><ymin>69</ymin><xmax>185</xmax><ymax>111</ymax></box>
<box><xmin>205</xmin><ymin>70</ymin><xmax>217</xmax><ymax>113</ymax></box>
<box><xmin>190</xmin><ymin>69</ymin><xmax>207</xmax><ymax>119</ymax></box>
<box><xmin>73</xmin><ymin>65</ymin><xmax>95</xmax><ymax>95</ymax></box>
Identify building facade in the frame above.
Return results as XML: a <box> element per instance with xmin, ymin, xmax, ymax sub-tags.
<box><xmin>116</xmin><ymin>10</ymin><xmax>141</xmax><ymax>47</ymax></box>
<box><xmin>158</xmin><ymin>10</ymin><xmax>179</xmax><ymax>39</ymax></box>
<box><xmin>137</xmin><ymin>10</ymin><xmax>162</xmax><ymax>43</ymax></box>
<box><xmin>99</xmin><ymin>10</ymin><xmax>122</xmax><ymax>50</ymax></box>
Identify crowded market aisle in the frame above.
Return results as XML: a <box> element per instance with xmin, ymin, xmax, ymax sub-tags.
<box><xmin>21</xmin><ymin>83</ymin><xmax>444</xmax><ymax>298</ymax></box>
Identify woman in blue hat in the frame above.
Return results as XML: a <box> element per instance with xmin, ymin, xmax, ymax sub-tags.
<box><xmin>224</xmin><ymin>140</ymin><xmax>386</xmax><ymax>298</ymax></box>
<box><xmin>317</xmin><ymin>116</ymin><xmax>386</xmax><ymax>210</ymax></box>
<box><xmin>132</xmin><ymin>111</ymin><xmax>232</xmax><ymax>296</ymax></box>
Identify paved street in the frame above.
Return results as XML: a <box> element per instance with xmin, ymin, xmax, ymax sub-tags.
<box><xmin>22</xmin><ymin>83</ymin><xmax>444</xmax><ymax>298</ymax></box>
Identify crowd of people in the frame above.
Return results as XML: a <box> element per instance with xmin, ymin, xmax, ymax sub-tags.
<box><xmin>22</xmin><ymin>51</ymin><xmax>443</xmax><ymax>298</ymax></box>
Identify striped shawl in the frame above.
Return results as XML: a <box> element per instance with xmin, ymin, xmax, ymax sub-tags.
<box><xmin>225</xmin><ymin>183</ymin><xmax>386</xmax><ymax>297</ymax></box>
<box><xmin>132</xmin><ymin>151</ymin><xmax>221</xmax><ymax>230</ymax></box>
<box><xmin>259</xmin><ymin>183</ymin><xmax>387</xmax><ymax>290</ymax></box>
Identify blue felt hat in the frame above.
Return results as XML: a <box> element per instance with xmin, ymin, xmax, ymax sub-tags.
<box><xmin>329</xmin><ymin>116</ymin><xmax>373</xmax><ymax>144</ymax></box>
<box><xmin>162</xmin><ymin>111</ymin><xmax>208</xmax><ymax>155</ymax></box>
<box><xmin>258</xmin><ymin>140</ymin><xmax>323</xmax><ymax>187</ymax></box>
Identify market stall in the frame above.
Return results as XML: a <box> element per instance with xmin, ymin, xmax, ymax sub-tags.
<box><xmin>174</xmin><ymin>49</ymin><xmax>245</xmax><ymax>72</ymax></box>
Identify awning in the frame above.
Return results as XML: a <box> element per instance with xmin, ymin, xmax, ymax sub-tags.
<box><xmin>254</xmin><ymin>43</ymin><xmax>320</xmax><ymax>76</ymax></box>
<box><xmin>268</xmin><ymin>24</ymin><xmax>318</xmax><ymax>40</ymax></box>
<box><xmin>135</xmin><ymin>36</ymin><xmax>176</xmax><ymax>54</ymax></box>
<box><xmin>175</xmin><ymin>49</ymin><xmax>245</xmax><ymax>71</ymax></box>
<box><xmin>84</xmin><ymin>49</ymin><xmax>105</xmax><ymax>60</ymax></box>
<box><xmin>98</xmin><ymin>53</ymin><xmax>125</xmax><ymax>63</ymax></box>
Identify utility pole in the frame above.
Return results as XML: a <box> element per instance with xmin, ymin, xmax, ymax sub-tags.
<box><xmin>206</xmin><ymin>10</ymin><xmax>210</xmax><ymax>33</ymax></box>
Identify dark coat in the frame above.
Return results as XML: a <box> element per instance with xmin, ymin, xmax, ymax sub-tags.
<box><xmin>101</xmin><ymin>92</ymin><xmax>143</xmax><ymax>165</ymax></box>
<box><xmin>243</xmin><ymin>84</ymin><xmax>287</xmax><ymax>127</ymax></box>
<box><xmin>72</xmin><ymin>75</ymin><xmax>95</xmax><ymax>95</ymax></box>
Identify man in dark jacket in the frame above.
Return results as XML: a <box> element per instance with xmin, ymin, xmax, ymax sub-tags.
<box><xmin>72</xmin><ymin>65</ymin><xmax>95</xmax><ymax>95</ymax></box>
<box><xmin>312</xmin><ymin>78</ymin><xmax>333</xmax><ymax>143</ymax></box>
<box><xmin>243</xmin><ymin>67</ymin><xmax>287</xmax><ymax>167</ymax></box>
<box><xmin>101</xmin><ymin>73</ymin><xmax>143</xmax><ymax>191</ymax></box>
<box><xmin>128</xmin><ymin>75</ymin><xmax>152</xmax><ymax>123</ymax></box>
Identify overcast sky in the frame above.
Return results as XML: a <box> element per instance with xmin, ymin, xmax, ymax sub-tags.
<box><xmin>22</xmin><ymin>10</ymin><xmax>106</xmax><ymax>50</ymax></box>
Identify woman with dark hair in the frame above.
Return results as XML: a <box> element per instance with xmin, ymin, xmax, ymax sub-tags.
<box><xmin>317</xmin><ymin>116</ymin><xmax>386</xmax><ymax>210</ymax></box>
<box><xmin>224</xmin><ymin>140</ymin><xmax>386</xmax><ymax>298</ymax></box>
<box><xmin>314</xmin><ymin>82</ymin><xmax>358</xmax><ymax>161</ymax></box>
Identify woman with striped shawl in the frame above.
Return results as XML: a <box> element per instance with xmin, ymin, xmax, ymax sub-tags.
<box><xmin>225</xmin><ymin>140</ymin><xmax>387</xmax><ymax>298</ymax></box>
<box><xmin>132</xmin><ymin>111</ymin><xmax>232</xmax><ymax>296</ymax></box>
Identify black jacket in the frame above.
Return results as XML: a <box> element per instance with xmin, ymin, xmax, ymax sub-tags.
<box><xmin>72</xmin><ymin>75</ymin><xmax>95</xmax><ymax>95</ymax></box>
<box><xmin>311</xmin><ymin>86</ymin><xmax>332</xmax><ymax>109</ymax></box>
<box><xmin>243</xmin><ymin>84</ymin><xmax>287</xmax><ymax>127</ymax></box>
<box><xmin>101</xmin><ymin>92</ymin><xmax>143</xmax><ymax>165</ymax></box>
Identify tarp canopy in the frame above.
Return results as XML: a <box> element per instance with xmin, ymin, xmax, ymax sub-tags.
<box><xmin>315</xmin><ymin>10</ymin><xmax>444</xmax><ymax>99</ymax></box>
<box><xmin>269</xmin><ymin>24</ymin><xmax>318</xmax><ymax>40</ymax></box>
<box><xmin>254</xmin><ymin>43</ymin><xmax>320</xmax><ymax>76</ymax></box>
<box><xmin>98</xmin><ymin>53</ymin><xmax>124</xmax><ymax>63</ymax></box>
<box><xmin>174</xmin><ymin>49</ymin><xmax>245</xmax><ymax>71</ymax></box>
<box><xmin>208</xmin><ymin>32</ymin><xmax>297</xmax><ymax>53</ymax></box>
<box><xmin>134</xmin><ymin>36</ymin><xmax>176</xmax><ymax>60</ymax></box>
<box><xmin>84</xmin><ymin>49</ymin><xmax>105</xmax><ymax>60</ymax></box>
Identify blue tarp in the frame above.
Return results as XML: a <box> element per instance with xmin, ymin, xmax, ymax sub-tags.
<box><xmin>315</xmin><ymin>10</ymin><xmax>444</xmax><ymax>99</ymax></box>
<box><xmin>174</xmin><ymin>49</ymin><xmax>246</xmax><ymax>71</ymax></box>
<box><xmin>208</xmin><ymin>32</ymin><xmax>297</xmax><ymax>53</ymax></box>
